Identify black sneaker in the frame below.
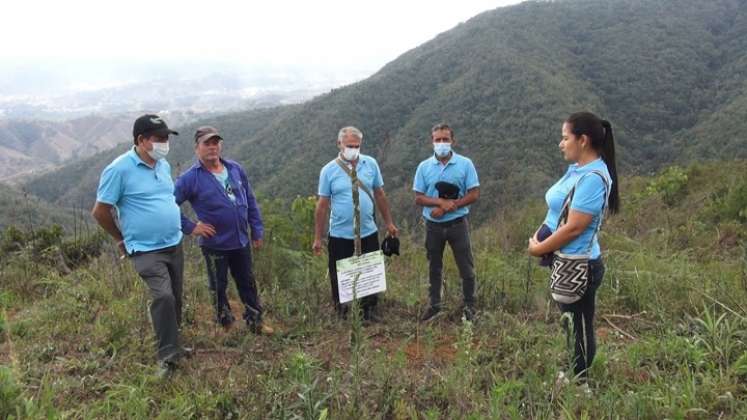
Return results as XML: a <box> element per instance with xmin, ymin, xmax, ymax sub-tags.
<box><xmin>179</xmin><ymin>347</ymin><xmax>194</xmax><ymax>359</ymax></box>
<box><xmin>463</xmin><ymin>306</ymin><xmax>477</xmax><ymax>322</ymax></box>
<box><xmin>156</xmin><ymin>360</ymin><xmax>177</xmax><ymax>380</ymax></box>
<box><xmin>336</xmin><ymin>305</ymin><xmax>349</xmax><ymax>320</ymax></box>
<box><xmin>421</xmin><ymin>306</ymin><xmax>441</xmax><ymax>322</ymax></box>
<box><xmin>217</xmin><ymin>312</ymin><xmax>235</xmax><ymax>328</ymax></box>
<box><xmin>363</xmin><ymin>308</ymin><xmax>383</xmax><ymax>323</ymax></box>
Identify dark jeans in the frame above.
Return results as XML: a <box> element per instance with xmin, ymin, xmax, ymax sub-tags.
<box><xmin>327</xmin><ymin>233</ymin><xmax>379</xmax><ymax>313</ymax></box>
<box><xmin>558</xmin><ymin>258</ymin><xmax>605</xmax><ymax>378</ymax></box>
<box><xmin>130</xmin><ymin>243</ymin><xmax>184</xmax><ymax>362</ymax></box>
<box><xmin>202</xmin><ymin>245</ymin><xmax>263</xmax><ymax>325</ymax></box>
<box><xmin>425</xmin><ymin>217</ymin><xmax>476</xmax><ymax>309</ymax></box>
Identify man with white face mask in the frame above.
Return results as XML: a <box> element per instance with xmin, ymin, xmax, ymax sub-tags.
<box><xmin>92</xmin><ymin>114</ymin><xmax>189</xmax><ymax>379</ymax></box>
<box><xmin>413</xmin><ymin>123</ymin><xmax>480</xmax><ymax>322</ymax></box>
<box><xmin>313</xmin><ymin>126</ymin><xmax>399</xmax><ymax>321</ymax></box>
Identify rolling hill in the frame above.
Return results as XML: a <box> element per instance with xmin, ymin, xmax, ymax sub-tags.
<box><xmin>22</xmin><ymin>0</ymin><xmax>747</xmax><ymax>225</ymax></box>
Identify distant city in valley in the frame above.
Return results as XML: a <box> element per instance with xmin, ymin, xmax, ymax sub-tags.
<box><xmin>0</xmin><ymin>61</ymin><xmax>376</xmax><ymax>182</ymax></box>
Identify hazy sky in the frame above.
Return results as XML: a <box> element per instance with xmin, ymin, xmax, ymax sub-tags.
<box><xmin>3</xmin><ymin>0</ymin><xmax>523</xmax><ymax>69</ymax></box>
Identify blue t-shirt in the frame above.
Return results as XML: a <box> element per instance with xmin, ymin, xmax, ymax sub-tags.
<box><xmin>96</xmin><ymin>148</ymin><xmax>183</xmax><ymax>253</ymax></box>
<box><xmin>542</xmin><ymin>158</ymin><xmax>611</xmax><ymax>258</ymax></box>
<box><xmin>413</xmin><ymin>152</ymin><xmax>480</xmax><ymax>222</ymax></box>
<box><xmin>318</xmin><ymin>155</ymin><xmax>383</xmax><ymax>239</ymax></box>
<box><xmin>212</xmin><ymin>167</ymin><xmax>236</xmax><ymax>202</ymax></box>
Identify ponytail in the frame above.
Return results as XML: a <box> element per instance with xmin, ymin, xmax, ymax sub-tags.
<box><xmin>599</xmin><ymin>120</ymin><xmax>619</xmax><ymax>214</ymax></box>
<box><xmin>566</xmin><ymin>112</ymin><xmax>621</xmax><ymax>214</ymax></box>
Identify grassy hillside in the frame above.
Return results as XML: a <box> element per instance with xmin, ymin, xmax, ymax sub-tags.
<box><xmin>2</xmin><ymin>160</ymin><xmax>746</xmax><ymax>418</ymax></box>
<box><xmin>0</xmin><ymin>183</ymin><xmax>75</xmax><ymax>232</ymax></box>
<box><xmin>22</xmin><ymin>0</ymin><xmax>747</xmax><ymax>227</ymax></box>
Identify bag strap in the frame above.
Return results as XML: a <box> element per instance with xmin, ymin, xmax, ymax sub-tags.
<box><xmin>585</xmin><ymin>170</ymin><xmax>611</xmax><ymax>254</ymax></box>
<box><xmin>557</xmin><ymin>170</ymin><xmax>610</xmax><ymax>255</ymax></box>
<box><xmin>335</xmin><ymin>157</ymin><xmax>378</xmax><ymax>256</ymax></box>
<box><xmin>335</xmin><ymin>158</ymin><xmax>376</xmax><ymax>204</ymax></box>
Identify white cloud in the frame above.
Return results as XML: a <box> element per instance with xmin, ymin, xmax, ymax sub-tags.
<box><xmin>4</xmin><ymin>0</ymin><xmax>523</xmax><ymax>67</ymax></box>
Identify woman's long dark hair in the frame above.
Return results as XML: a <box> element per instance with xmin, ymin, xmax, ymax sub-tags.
<box><xmin>566</xmin><ymin>112</ymin><xmax>620</xmax><ymax>214</ymax></box>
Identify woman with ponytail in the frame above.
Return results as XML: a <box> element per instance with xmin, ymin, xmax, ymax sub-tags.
<box><xmin>528</xmin><ymin>111</ymin><xmax>620</xmax><ymax>381</ymax></box>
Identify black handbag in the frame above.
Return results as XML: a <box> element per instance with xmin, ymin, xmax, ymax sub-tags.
<box><xmin>435</xmin><ymin>181</ymin><xmax>460</xmax><ymax>199</ymax></box>
<box><xmin>549</xmin><ymin>170</ymin><xmax>610</xmax><ymax>304</ymax></box>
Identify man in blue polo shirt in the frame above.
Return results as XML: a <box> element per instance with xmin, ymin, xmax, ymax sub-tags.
<box><xmin>312</xmin><ymin>126</ymin><xmax>399</xmax><ymax>321</ymax></box>
<box><xmin>174</xmin><ymin>126</ymin><xmax>273</xmax><ymax>336</ymax></box>
<box><xmin>413</xmin><ymin>123</ymin><xmax>480</xmax><ymax>322</ymax></box>
<box><xmin>92</xmin><ymin>114</ymin><xmax>188</xmax><ymax>378</ymax></box>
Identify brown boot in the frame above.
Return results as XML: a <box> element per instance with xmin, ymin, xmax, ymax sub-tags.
<box><xmin>249</xmin><ymin>321</ymin><xmax>274</xmax><ymax>336</ymax></box>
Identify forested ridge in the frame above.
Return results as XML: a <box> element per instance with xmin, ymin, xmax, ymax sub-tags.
<box><xmin>21</xmin><ymin>0</ymin><xmax>747</xmax><ymax>226</ymax></box>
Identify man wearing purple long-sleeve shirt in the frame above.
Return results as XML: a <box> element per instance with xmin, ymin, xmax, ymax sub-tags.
<box><xmin>175</xmin><ymin>126</ymin><xmax>273</xmax><ymax>335</ymax></box>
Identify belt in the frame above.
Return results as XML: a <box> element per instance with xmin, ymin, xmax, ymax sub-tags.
<box><xmin>129</xmin><ymin>243</ymin><xmax>181</xmax><ymax>257</ymax></box>
<box><xmin>426</xmin><ymin>216</ymin><xmax>465</xmax><ymax>227</ymax></box>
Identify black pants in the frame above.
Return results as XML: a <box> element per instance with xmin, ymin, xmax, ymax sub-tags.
<box><xmin>202</xmin><ymin>245</ymin><xmax>263</xmax><ymax>325</ymax></box>
<box><xmin>327</xmin><ymin>233</ymin><xmax>379</xmax><ymax>312</ymax></box>
<box><xmin>425</xmin><ymin>217</ymin><xmax>476</xmax><ymax>308</ymax></box>
<box><xmin>558</xmin><ymin>258</ymin><xmax>605</xmax><ymax>378</ymax></box>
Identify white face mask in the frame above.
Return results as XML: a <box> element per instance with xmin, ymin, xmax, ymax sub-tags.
<box><xmin>342</xmin><ymin>146</ymin><xmax>360</xmax><ymax>161</ymax></box>
<box><xmin>147</xmin><ymin>141</ymin><xmax>170</xmax><ymax>160</ymax></box>
<box><xmin>434</xmin><ymin>142</ymin><xmax>451</xmax><ymax>158</ymax></box>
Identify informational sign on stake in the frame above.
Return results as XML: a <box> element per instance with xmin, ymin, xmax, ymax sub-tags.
<box><xmin>336</xmin><ymin>250</ymin><xmax>387</xmax><ymax>303</ymax></box>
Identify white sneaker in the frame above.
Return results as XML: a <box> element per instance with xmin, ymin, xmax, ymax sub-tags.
<box><xmin>578</xmin><ymin>382</ymin><xmax>593</xmax><ymax>398</ymax></box>
<box><xmin>554</xmin><ymin>371</ymin><xmax>570</xmax><ymax>389</ymax></box>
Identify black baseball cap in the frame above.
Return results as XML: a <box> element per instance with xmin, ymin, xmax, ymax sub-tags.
<box><xmin>133</xmin><ymin>114</ymin><xmax>179</xmax><ymax>140</ymax></box>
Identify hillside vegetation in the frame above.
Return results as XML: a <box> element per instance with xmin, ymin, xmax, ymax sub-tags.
<box><xmin>21</xmin><ymin>0</ymin><xmax>747</xmax><ymax>226</ymax></box>
<box><xmin>0</xmin><ymin>183</ymin><xmax>76</xmax><ymax>231</ymax></box>
<box><xmin>1</xmin><ymin>160</ymin><xmax>746</xmax><ymax>418</ymax></box>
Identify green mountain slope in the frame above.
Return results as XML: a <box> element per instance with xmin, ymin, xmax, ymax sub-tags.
<box><xmin>23</xmin><ymin>0</ymin><xmax>747</xmax><ymax>224</ymax></box>
<box><xmin>21</xmin><ymin>107</ymin><xmax>284</xmax><ymax>209</ymax></box>
<box><xmin>0</xmin><ymin>183</ymin><xmax>75</xmax><ymax>231</ymax></box>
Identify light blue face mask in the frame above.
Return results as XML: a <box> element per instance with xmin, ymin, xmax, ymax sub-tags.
<box><xmin>433</xmin><ymin>142</ymin><xmax>451</xmax><ymax>158</ymax></box>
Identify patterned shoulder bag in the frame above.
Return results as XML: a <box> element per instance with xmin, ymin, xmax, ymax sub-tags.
<box><xmin>549</xmin><ymin>170</ymin><xmax>610</xmax><ymax>304</ymax></box>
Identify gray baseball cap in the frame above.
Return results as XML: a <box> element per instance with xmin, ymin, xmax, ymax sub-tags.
<box><xmin>194</xmin><ymin>126</ymin><xmax>223</xmax><ymax>143</ymax></box>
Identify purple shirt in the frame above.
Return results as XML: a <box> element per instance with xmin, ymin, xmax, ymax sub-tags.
<box><xmin>175</xmin><ymin>158</ymin><xmax>264</xmax><ymax>250</ymax></box>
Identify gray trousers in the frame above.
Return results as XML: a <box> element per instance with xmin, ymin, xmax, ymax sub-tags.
<box><xmin>425</xmin><ymin>217</ymin><xmax>476</xmax><ymax>308</ymax></box>
<box><xmin>131</xmin><ymin>243</ymin><xmax>184</xmax><ymax>362</ymax></box>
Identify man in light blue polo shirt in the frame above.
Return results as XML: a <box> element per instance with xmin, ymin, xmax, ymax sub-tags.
<box><xmin>413</xmin><ymin>123</ymin><xmax>480</xmax><ymax>322</ymax></box>
<box><xmin>91</xmin><ymin>114</ymin><xmax>188</xmax><ymax>378</ymax></box>
<box><xmin>313</xmin><ymin>126</ymin><xmax>399</xmax><ymax>321</ymax></box>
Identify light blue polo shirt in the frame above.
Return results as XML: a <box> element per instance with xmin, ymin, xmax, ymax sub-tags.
<box><xmin>542</xmin><ymin>158</ymin><xmax>612</xmax><ymax>258</ymax></box>
<box><xmin>96</xmin><ymin>148</ymin><xmax>183</xmax><ymax>253</ymax></box>
<box><xmin>413</xmin><ymin>152</ymin><xmax>480</xmax><ymax>222</ymax></box>
<box><xmin>318</xmin><ymin>154</ymin><xmax>383</xmax><ymax>239</ymax></box>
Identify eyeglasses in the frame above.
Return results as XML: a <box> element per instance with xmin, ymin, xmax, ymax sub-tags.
<box><xmin>344</xmin><ymin>145</ymin><xmax>361</xmax><ymax>149</ymax></box>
